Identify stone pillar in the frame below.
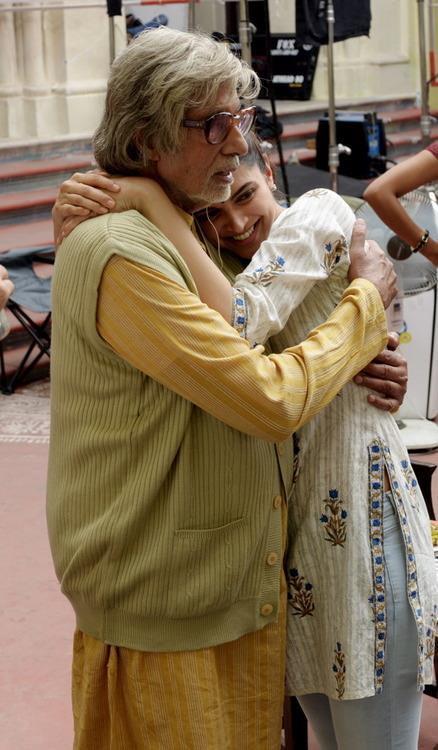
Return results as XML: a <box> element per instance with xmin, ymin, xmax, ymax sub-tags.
<box><xmin>58</xmin><ymin>4</ymin><xmax>125</xmax><ymax>134</ymax></box>
<box><xmin>0</xmin><ymin>0</ymin><xmax>126</xmax><ymax>140</ymax></box>
<box><xmin>0</xmin><ymin>9</ymin><xmax>24</xmax><ymax>137</ymax></box>
<box><xmin>15</xmin><ymin>5</ymin><xmax>62</xmax><ymax>136</ymax></box>
<box><xmin>191</xmin><ymin>0</ymin><xmax>224</xmax><ymax>35</ymax></box>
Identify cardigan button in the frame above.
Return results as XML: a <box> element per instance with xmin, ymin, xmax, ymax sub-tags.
<box><xmin>266</xmin><ymin>552</ymin><xmax>278</xmax><ymax>566</ymax></box>
<box><xmin>273</xmin><ymin>495</ymin><xmax>282</xmax><ymax>509</ymax></box>
<box><xmin>260</xmin><ymin>603</ymin><xmax>274</xmax><ymax>617</ymax></box>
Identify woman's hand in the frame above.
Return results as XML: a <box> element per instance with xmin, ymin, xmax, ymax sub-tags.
<box><xmin>52</xmin><ymin>171</ymin><xmax>178</xmax><ymax>246</ymax></box>
<box><xmin>51</xmin><ymin>170</ymin><xmax>234</xmax><ymax>322</ymax></box>
<box><xmin>353</xmin><ymin>331</ymin><xmax>408</xmax><ymax>412</ymax></box>
<box><xmin>52</xmin><ymin>171</ymin><xmax>120</xmax><ymax>245</ymax></box>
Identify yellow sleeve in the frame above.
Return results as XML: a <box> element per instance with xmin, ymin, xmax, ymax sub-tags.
<box><xmin>97</xmin><ymin>256</ymin><xmax>387</xmax><ymax>442</ymax></box>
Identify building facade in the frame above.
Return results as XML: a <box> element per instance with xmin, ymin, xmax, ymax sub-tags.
<box><xmin>0</xmin><ymin>0</ymin><xmax>427</xmax><ymax>141</ymax></box>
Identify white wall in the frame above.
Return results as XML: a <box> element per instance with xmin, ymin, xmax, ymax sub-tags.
<box><xmin>269</xmin><ymin>0</ymin><xmax>419</xmax><ymax>101</ymax></box>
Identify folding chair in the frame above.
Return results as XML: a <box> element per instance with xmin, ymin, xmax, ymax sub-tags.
<box><xmin>0</xmin><ymin>245</ymin><xmax>53</xmax><ymax>394</ymax></box>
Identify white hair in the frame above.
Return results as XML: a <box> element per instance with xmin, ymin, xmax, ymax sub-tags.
<box><xmin>93</xmin><ymin>27</ymin><xmax>260</xmax><ymax>175</ymax></box>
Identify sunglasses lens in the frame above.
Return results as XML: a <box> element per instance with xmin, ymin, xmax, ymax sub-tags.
<box><xmin>238</xmin><ymin>109</ymin><xmax>255</xmax><ymax>136</ymax></box>
<box><xmin>206</xmin><ymin>113</ymin><xmax>231</xmax><ymax>145</ymax></box>
<box><xmin>205</xmin><ymin>109</ymin><xmax>256</xmax><ymax>144</ymax></box>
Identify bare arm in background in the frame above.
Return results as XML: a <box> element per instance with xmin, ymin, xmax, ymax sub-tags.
<box><xmin>364</xmin><ymin>149</ymin><xmax>438</xmax><ymax>266</ymax></box>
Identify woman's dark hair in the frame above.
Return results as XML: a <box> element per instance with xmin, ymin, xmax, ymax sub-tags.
<box><xmin>241</xmin><ymin>132</ymin><xmax>271</xmax><ymax>173</ymax></box>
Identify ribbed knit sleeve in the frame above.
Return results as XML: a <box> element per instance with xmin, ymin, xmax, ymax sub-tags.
<box><xmin>97</xmin><ymin>256</ymin><xmax>388</xmax><ymax>442</ymax></box>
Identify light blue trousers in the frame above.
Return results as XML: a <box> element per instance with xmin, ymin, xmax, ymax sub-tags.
<box><xmin>298</xmin><ymin>493</ymin><xmax>423</xmax><ymax>750</ymax></box>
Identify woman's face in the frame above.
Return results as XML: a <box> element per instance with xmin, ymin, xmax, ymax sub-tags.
<box><xmin>194</xmin><ymin>162</ymin><xmax>283</xmax><ymax>260</ymax></box>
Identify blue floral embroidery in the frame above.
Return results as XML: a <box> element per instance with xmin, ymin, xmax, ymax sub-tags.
<box><xmin>332</xmin><ymin>642</ymin><xmax>346</xmax><ymax>699</ymax></box>
<box><xmin>425</xmin><ymin>606</ymin><xmax>437</xmax><ymax>660</ymax></box>
<box><xmin>320</xmin><ymin>489</ymin><xmax>348</xmax><ymax>547</ymax></box>
<box><xmin>231</xmin><ymin>290</ymin><xmax>247</xmax><ymax>338</ymax></box>
<box><xmin>399</xmin><ymin>459</ymin><xmax>420</xmax><ymax>510</ymax></box>
<box><xmin>245</xmin><ymin>256</ymin><xmax>286</xmax><ymax>286</ymax></box>
<box><xmin>368</xmin><ymin>441</ymin><xmax>386</xmax><ymax>693</ymax></box>
<box><xmin>287</xmin><ymin>568</ymin><xmax>315</xmax><ymax>617</ymax></box>
<box><xmin>321</xmin><ymin>237</ymin><xmax>348</xmax><ymax>274</ymax></box>
<box><xmin>381</xmin><ymin>444</ymin><xmax>425</xmax><ymax>689</ymax></box>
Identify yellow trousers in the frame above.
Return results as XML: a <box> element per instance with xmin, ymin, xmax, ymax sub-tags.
<box><xmin>72</xmin><ymin>578</ymin><xmax>286</xmax><ymax>750</ymax></box>
<box><xmin>72</xmin><ymin>501</ymin><xmax>288</xmax><ymax>749</ymax></box>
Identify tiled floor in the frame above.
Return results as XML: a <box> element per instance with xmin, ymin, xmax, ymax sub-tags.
<box><xmin>0</xmin><ymin>383</ymin><xmax>73</xmax><ymax>750</ymax></box>
<box><xmin>0</xmin><ymin>381</ymin><xmax>436</xmax><ymax>749</ymax></box>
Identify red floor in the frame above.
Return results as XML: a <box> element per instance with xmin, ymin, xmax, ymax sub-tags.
<box><xmin>0</xmin><ymin>383</ymin><xmax>436</xmax><ymax>749</ymax></box>
<box><xmin>1</xmin><ymin>441</ymin><xmax>74</xmax><ymax>749</ymax></box>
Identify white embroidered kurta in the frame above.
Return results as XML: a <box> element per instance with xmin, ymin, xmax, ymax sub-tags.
<box><xmin>231</xmin><ymin>189</ymin><xmax>437</xmax><ymax>700</ymax></box>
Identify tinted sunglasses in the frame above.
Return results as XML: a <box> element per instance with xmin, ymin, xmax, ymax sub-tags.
<box><xmin>182</xmin><ymin>106</ymin><xmax>256</xmax><ymax>145</ymax></box>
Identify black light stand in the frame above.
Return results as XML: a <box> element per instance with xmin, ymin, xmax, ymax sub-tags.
<box><xmin>326</xmin><ymin>0</ymin><xmax>339</xmax><ymax>192</ymax></box>
<box><xmin>106</xmin><ymin>0</ymin><xmax>122</xmax><ymax>63</ymax></box>
<box><xmin>260</xmin><ymin>0</ymin><xmax>290</xmax><ymax>204</ymax></box>
<box><xmin>237</xmin><ymin>0</ymin><xmax>290</xmax><ymax>203</ymax></box>
<box><xmin>417</xmin><ymin>0</ymin><xmax>433</xmax><ymax>145</ymax></box>
<box><xmin>238</xmin><ymin>0</ymin><xmax>253</xmax><ymax>64</ymax></box>
<box><xmin>188</xmin><ymin>0</ymin><xmax>196</xmax><ymax>31</ymax></box>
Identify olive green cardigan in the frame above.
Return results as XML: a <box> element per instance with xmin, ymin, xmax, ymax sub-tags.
<box><xmin>47</xmin><ymin>211</ymin><xmax>293</xmax><ymax>651</ymax></box>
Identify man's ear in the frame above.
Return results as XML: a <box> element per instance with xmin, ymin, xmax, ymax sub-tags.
<box><xmin>147</xmin><ymin>147</ymin><xmax>160</xmax><ymax>162</ymax></box>
<box><xmin>133</xmin><ymin>130</ymin><xmax>160</xmax><ymax>162</ymax></box>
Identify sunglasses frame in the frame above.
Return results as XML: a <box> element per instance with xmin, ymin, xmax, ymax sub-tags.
<box><xmin>182</xmin><ymin>106</ymin><xmax>256</xmax><ymax>145</ymax></box>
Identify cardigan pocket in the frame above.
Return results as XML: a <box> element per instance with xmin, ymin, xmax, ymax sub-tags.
<box><xmin>170</xmin><ymin>517</ymin><xmax>249</xmax><ymax>618</ymax></box>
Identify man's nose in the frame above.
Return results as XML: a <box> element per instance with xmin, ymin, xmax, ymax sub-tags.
<box><xmin>221</xmin><ymin>124</ymin><xmax>248</xmax><ymax>157</ymax></box>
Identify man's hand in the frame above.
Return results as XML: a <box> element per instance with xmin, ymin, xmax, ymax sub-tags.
<box><xmin>354</xmin><ymin>332</ymin><xmax>408</xmax><ymax>412</ymax></box>
<box><xmin>348</xmin><ymin>219</ymin><xmax>398</xmax><ymax>309</ymax></box>
<box><xmin>0</xmin><ymin>265</ymin><xmax>14</xmax><ymax>309</ymax></box>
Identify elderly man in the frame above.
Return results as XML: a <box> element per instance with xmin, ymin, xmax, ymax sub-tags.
<box><xmin>47</xmin><ymin>28</ymin><xmax>398</xmax><ymax>749</ymax></box>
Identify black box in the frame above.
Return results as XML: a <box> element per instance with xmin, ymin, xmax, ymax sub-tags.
<box><xmin>224</xmin><ymin>3</ymin><xmax>318</xmax><ymax>100</ymax></box>
<box><xmin>252</xmin><ymin>34</ymin><xmax>319</xmax><ymax>100</ymax></box>
<box><xmin>316</xmin><ymin>111</ymin><xmax>386</xmax><ymax>179</ymax></box>
<box><xmin>225</xmin><ymin>23</ymin><xmax>319</xmax><ymax>101</ymax></box>
<box><xmin>271</xmin><ymin>34</ymin><xmax>319</xmax><ymax>100</ymax></box>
